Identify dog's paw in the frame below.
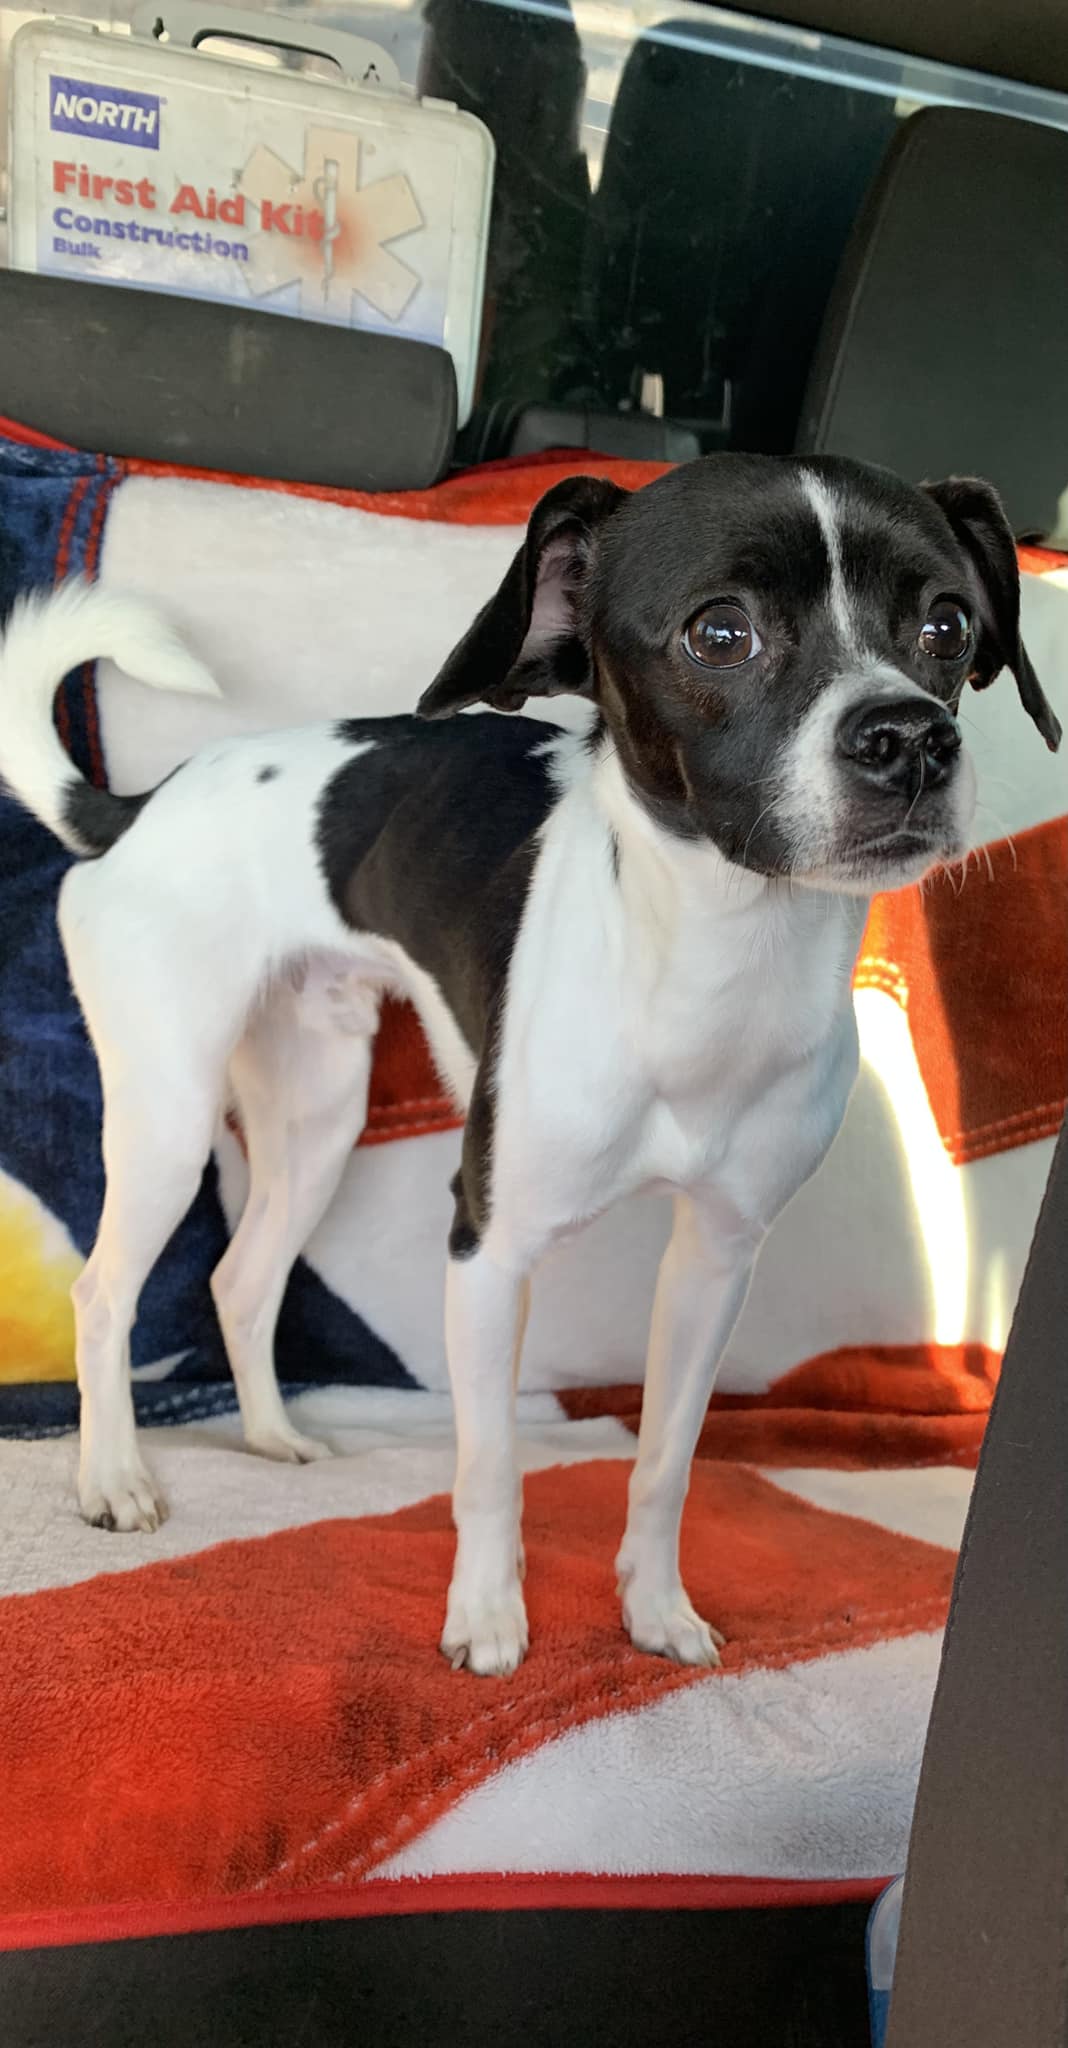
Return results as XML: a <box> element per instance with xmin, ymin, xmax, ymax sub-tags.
<box><xmin>621</xmin><ymin>1583</ymin><xmax>725</xmax><ymax>1667</ymax></box>
<box><xmin>245</xmin><ymin>1425</ymin><xmax>332</xmax><ymax>1465</ymax></box>
<box><xmin>79</xmin><ymin>1463</ymin><xmax>168</xmax><ymax>1535</ymax></box>
<box><xmin>441</xmin><ymin>1584</ymin><xmax>529</xmax><ymax>1678</ymax></box>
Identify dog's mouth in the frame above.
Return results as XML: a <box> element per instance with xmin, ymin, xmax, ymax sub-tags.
<box><xmin>853</xmin><ymin>827</ymin><xmax>947</xmax><ymax>861</ymax></box>
<box><xmin>782</xmin><ymin>821</ymin><xmax>964</xmax><ymax>895</ymax></box>
<box><xmin>829</xmin><ymin>824</ymin><xmax>960</xmax><ymax>884</ymax></box>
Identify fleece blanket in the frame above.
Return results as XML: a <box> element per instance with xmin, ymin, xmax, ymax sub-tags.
<box><xmin>0</xmin><ymin>425</ymin><xmax>1065</xmax><ymax>1946</ymax></box>
<box><xmin>1</xmin><ymin>1387</ymin><xmax>969</xmax><ymax>1948</ymax></box>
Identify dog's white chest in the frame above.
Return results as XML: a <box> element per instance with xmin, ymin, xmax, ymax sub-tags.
<box><xmin>627</xmin><ymin>929</ymin><xmax>857</xmax><ymax>1193</ymax></box>
<box><xmin>489</xmin><ymin>805</ymin><xmax>864</xmax><ymax>1259</ymax></box>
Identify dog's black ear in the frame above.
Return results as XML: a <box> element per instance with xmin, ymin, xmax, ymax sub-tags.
<box><xmin>922</xmin><ymin>476</ymin><xmax>1061</xmax><ymax>752</ymax></box>
<box><xmin>417</xmin><ymin>476</ymin><xmax>628</xmax><ymax>719</ymax></box>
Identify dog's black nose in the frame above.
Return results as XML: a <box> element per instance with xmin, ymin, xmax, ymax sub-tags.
<box><xmin>836</xmin><ymin>699</ymin><xmax>962</xmax><ymax>796</ymax></box>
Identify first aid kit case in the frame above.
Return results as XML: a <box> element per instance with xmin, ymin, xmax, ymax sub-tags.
<box><xmin>7</xmin><ymin>18</ymin><xmax>494</xmax><ymax>422</ymax></box>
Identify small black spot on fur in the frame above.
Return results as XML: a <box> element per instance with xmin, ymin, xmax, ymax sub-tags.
<box><xmin>448</xmin><ymin>1170</ymin><xmax>481</xmax><ymax>1259</ymax></box>
<box><xmin>257</xmin><ymin>765</ymin><xmax>280</xmax><ymax>784</ymax></box>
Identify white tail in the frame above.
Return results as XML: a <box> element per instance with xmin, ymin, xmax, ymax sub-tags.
<box><xmin>0</xmin><ymin>578</ymin><xmax>219</xmax><ymax>853</ymax></box>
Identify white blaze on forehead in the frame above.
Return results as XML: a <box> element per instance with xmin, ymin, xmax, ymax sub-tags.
<box><xmin>801</xmin><ymin>472</ymin><xmax>856</xmax><ymax>652</ymax></box>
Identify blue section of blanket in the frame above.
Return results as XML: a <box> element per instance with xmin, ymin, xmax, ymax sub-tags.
<box><xmin>0</xmin><ymin>433</ymin><xmax>415</xmax><ymax>1431</ymax></box>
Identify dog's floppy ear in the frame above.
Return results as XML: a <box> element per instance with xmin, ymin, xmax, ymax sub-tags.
<box><xmin>417</xmin><ymin>475</ymin><xmax>628</xmax><ymax>719</ymax></box>
<box><xmin>922</xmin><ymin>476</ymin><xmax>1061</xmax><ymax>752</ymax></box>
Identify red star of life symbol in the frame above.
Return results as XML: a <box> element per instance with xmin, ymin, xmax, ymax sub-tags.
<box><xmin>239</xmin><ymin>127</ymin><xmax>422</xmax><ymax>321</ymax></box>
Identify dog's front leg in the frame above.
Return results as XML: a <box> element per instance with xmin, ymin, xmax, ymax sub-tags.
<box><xmin>441</xmin><ymin>1248</ymin><xmax>530</xmax><ymax>1677</ymax></box>
<box><xmin>617</xmin><ymin>1193</ymin><xmax>758</xmax><ymax>1665</ymax></box>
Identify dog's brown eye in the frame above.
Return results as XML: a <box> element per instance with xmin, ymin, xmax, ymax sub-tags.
<box><xmin>919</xmin><ymin>599</ymin><xmax>971</xmax><ymax>661</ymax></box>
<box><xmin>683</xmin><ymin>603</ymin><xmax>762</xmax><ymax>668</ymax></box>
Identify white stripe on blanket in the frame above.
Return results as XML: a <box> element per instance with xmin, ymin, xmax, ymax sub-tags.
<box><xmin>0</xmin><ymin>1387</ymin><xmax>969</xmax><ymax>1596</ymax></box>
<box><xmin>0</xmin><ymin>1393</ymin><xmax>632</xmax><ymax>1597</ymax></box>
<box><xmin>380</xmin><ymin>1634</ymin><xmax>942</xmax><ymax>1882</ymax></box>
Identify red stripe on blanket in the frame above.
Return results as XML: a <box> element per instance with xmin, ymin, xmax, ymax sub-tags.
<box><xmin>0</xmin><ymin>1461</ymin><xmax>952</xmax><ymax>1921</ymax></box>
<box><xmin>359</xmin><ymin>994</ymin><xmax>460</xmax><ymax>1144</ymax></box>
<box><xmin>857</xmin><ymin>816</ymin><xmax>1068</xmax><ymax>1163</ymax></box>
<box><xmin>741</xmin><ymin>1339</ymin><xmax>999</xmax><ymax>1414</ymax></box>
<box><xmin>0</xmin><ymin>415</ymin><xmax>75</xmax><ymax>451</ymax></box>
<box><xmin>54</xmin><ymin>472</ymin><xmax>92</xmax><ymax>583</ymax></box>
<box><xmin>0</xmin><ymin>1872</ymin><xmax>888</xmax><ymax>1954</ymax></box>
<box><xmin>4</xmin><ymin>413</ymin><xmax>1067</xmax><ymax>566</ymax></box>
<box><xmin>560</xmin><ymin>1342</ymin><xmax>1001</xmax><ymax>1468</ymax></box>
<box><xmin>53</xmin><ymin>675</ymin><xmax>72</xmax><ymax>754</ymax></box>
<box><xmin>121</xmin><ymin>449</ymin><xmax>672</xmax><ymax>523</ymax></box>
<box><xmin>1018</xmin><ymin>543</ymin><xmax>1068</xmax><ymax>576</ymax></box>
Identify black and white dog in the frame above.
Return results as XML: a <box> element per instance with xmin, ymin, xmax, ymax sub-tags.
<box><xmin>0</xmin><ymin>455</ymin><xmax>1058</xmax><ymax>1675</ymax></box>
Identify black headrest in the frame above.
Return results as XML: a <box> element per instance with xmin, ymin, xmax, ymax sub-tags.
<box><xmin>0</xmin><ymin>269</ymin><xmax>456</xmax><ymax>490</ymax></box>
<box><xmin>797</xmin><ymin>106</ymin><xmax>1068</xmax><ymax>538</ymax></box>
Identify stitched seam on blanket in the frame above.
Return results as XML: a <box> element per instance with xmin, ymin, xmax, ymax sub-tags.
<box><xmin>350</xmin><ymin>1600</ymin><xmax>946</xmax><ymax>1880</ymax></box>
<box><xmin>225</xmin><ymin>1100</ymin><xmax>461</xmax><ymax>1155</ymax></box>
<box><xmin>365</xmin><ymin>1097</ymin><xmax>458</xmax><ymax>1117</ymax></box>
<box><xmin>135</xmin><ymin>1394</ymin><xmax>238</xmax><ymax>1421</ymax></box>
<box><xmin>363</xmin><ymin>1116</ymin><xmax>456</xmax><ymax>1131</ymax></box>
<box><xmin>851</xmin><ymin>969</ymin><xmax>1063</xmax><ymax>1159</ymax></box>
<box><xmin>951</xmin><ymin>1110</ymin><xmax>1064</xmax><ymax>1165</ymax></box>
<box><xmin>854</xmin><ymin>959</ymin><xmax>910</xmax><ymax>1006</ymax></box>
<box><xmin>251</xmin><ymin>1663</ymin><xmax>634</xmax><ymax>1890</ymax></box>
<box><xmin>253</xmin><ymin>1596</ymin><xmax>946</xmax><ymax>1891</ymax></box>
<box><xmin>349</xmin><ymin>1671</ymin><xmax>692</xmax><ymax>1879</ymax></box>
<box><xmin>943</xmin><ymin>1098</ymin><xmax>1066</xmax><ymax>1144</ymax></box>
<box><xmin>364</xmin><ymin>1111</ymin><xmax>457</xmax><ymax>1131</ymax></box>
<box><xmin>0</xmin><ymin>1389</ymin><xmax>242</xmax><ymax>1438</ymax></box>
<box><xmin>360</xmin><ymin>1115</ymin><xmax>460</xmax><ymax>1144</ymax></box>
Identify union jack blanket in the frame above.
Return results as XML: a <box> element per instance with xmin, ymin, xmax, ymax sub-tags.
<box><xmin>0</xmin><ymin>424</ymin><xmax>1064</xmax><ymax>1948</ymax></box>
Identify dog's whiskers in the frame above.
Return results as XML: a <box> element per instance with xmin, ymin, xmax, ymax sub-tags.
<box><xmin>740</xmin><ymin>798</ymin><xmax>779</xmax><ymax>871</ymax></box>
<box><xmin>972</xmin><ymin>802</ymin><xmax>1019</xmax><ymax>870</ymax></box>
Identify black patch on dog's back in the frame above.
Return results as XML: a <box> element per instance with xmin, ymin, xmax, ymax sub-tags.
<box><xmin>316</xmin><ymin>714</ymin><xmax>561</xmax><ymax>1249</ymax></box>
<box><xmin>317</xmin><ymin>714</ymin><xmax>557</xmax><ymax>1051</ymax></box>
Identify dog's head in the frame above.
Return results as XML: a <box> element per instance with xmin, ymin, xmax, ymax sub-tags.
<box><xmin>418</xmin><ymin>455</ymin><xmax>1060</xmax><ymax>892</ymax></box>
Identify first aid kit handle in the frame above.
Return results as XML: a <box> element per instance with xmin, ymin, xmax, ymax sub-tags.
<box><xmin>131</xmin><ymin>1</ymin><xmax>402</xmax><ymax>91</ymax></box>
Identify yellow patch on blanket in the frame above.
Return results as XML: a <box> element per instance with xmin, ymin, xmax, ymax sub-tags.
<box><xmin>0</xmin><ymin>1170</ymin><xmax>80</xmax><ymax>1381</ymax></box>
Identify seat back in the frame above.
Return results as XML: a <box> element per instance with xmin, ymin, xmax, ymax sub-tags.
<box><xmin>798</xmin><ymin>105</ymin><xmax>1068</xmax><ymax>536</ymax></box>
<box><xmin>588</xmin><ymin>25</ymin><xmax>897</xmax><ymax>449</ymax></box>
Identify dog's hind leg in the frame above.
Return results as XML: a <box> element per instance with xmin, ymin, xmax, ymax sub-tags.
<box><xmin>74</xmin><ymin>1077</ymin><xmax>219</xmax><ymax>1531</ymax></box>
<box><xmin>60</xmin><ymin>876</ymin><xmax>246</xmax><ymax>1533</ymax></box>
<box><xmin>211</xmin><ymin>965</ymin><xmax>378</xmax><ymax>1462</ymax></box>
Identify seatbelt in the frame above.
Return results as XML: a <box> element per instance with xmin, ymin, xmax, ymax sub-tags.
<box><xmin>886</xmin><ymin>1114</ymin><xmax>1068</xmax><ymax>2047</ymax></box>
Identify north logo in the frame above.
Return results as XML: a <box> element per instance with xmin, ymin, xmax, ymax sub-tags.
<box><xmin>50</xmin><ymin>76</ymin><xmax>160</xmax><ymax>149</ymax></box>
